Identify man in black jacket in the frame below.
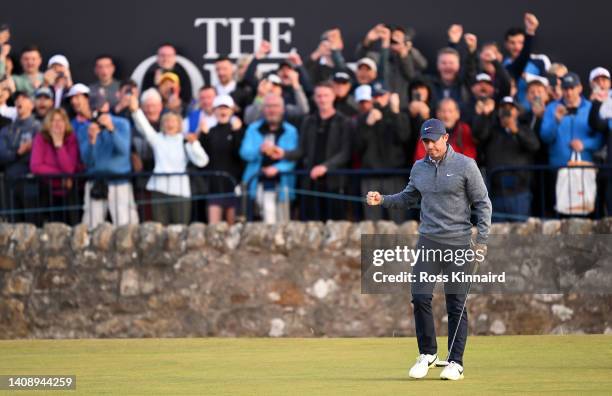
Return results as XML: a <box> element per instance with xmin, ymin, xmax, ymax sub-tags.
<box><xmin>274</xmin><ymin>82</ymin><xmax>351</xmax><ymax>221</ymax></box>
<box><xmin>357</xmin><ymin>89</ymin><xmax>411</xmax><ymax>223</ymax></box>
<box><xmin>472</xmin><ymin>96</ymin><xmax>540</xmax><ymax>221</ymax></box>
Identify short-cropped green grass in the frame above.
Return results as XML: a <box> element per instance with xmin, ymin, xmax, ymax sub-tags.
<box><xmin>1</xmin><ymin>335</ymin><xmax>611</xmax><ymax>395</ymax></box>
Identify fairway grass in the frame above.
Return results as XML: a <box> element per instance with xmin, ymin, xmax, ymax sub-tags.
<box><xmin>0</xmin><ymin>335</ymin><xmax>611</xmax><ymax>395</ymax></box>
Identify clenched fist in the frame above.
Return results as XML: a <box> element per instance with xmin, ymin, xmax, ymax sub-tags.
<box><xmin>366</xmin><ymin>191</ymin><xmax>383</xmax><ymax>206</ymax></box>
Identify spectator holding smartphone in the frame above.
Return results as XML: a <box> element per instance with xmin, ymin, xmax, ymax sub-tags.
<box><xmin>71</xmin><ymin>84</ymin><xmax>139</xmax><ymax>228</ymax></box>
<box><xmin>473</xmin><ymin>96</ymin><xmax>540</xmax><ymax>221</ymax></box>
<box><xmin>157</xmin><ymin>72</ymin><xmax>184</xmax><ymax>115</ymax></box>
<box><xmin>44</xmin><ymin>54</ymin><xmax>73</xmax><ymax>109</ymax></box>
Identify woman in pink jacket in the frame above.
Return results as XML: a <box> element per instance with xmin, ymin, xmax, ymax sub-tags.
<box><xmin>30</xmin><ymin>108</ymin><xmax>81</xmax><ymax>224</ymax></box>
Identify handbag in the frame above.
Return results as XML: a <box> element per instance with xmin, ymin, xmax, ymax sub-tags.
<box><xmin>555</xmin><ymin>151</ymin><xmax>597</xmax><ymax>215</ymax></box>
<box><xmin>90</xmin><ymin>179</ymin><xmax>109</xmax><ymax>200</ymax></box>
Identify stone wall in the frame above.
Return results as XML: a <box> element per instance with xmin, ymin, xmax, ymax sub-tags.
<box><xmin>0</xmin><ymin>219</ymin><xmax>611</xmax><ymax>339</ymax></box>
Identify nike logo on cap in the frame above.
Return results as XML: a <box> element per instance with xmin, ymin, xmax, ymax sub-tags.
<box><xmin>424</xmin><ymin>126</ymin><xmax>432</xmax><ymax>130</ymax></box>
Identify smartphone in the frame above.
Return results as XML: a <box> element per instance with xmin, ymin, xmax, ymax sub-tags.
<box><xmin>534</xmin><ymin>96</ymin><xmax>542</xmax><ymax>107</ymax></box>
<box><xmin>413</xmin><ymin>91</ymin><xmax>422</xmax><ymax>102</ymax></box>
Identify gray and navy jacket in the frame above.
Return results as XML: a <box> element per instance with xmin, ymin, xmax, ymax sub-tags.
<box><xmin>382</xmin><ymin>144</ymin><xmax>491</xmax><ymax>245</ymax></box>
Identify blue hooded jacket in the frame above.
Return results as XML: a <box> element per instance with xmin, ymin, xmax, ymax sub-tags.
<box><xmin>73</xmin><ymin>116</ymin><xmax>132</xmax><ymax>177</ymax></box>
<box><xmin>540</xmin><ymin>97</ymin><xmax>603</xmax><ymax>167</ymax></box>
<box><xmin>239</xmin><ymin>119</ymin><xmax>298</xmax><ymax>201</ymax></box>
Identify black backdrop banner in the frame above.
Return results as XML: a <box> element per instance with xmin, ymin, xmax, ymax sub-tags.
<box><xmin>3</xmin><ymin>0</ymin><xmax>611</xmax><ymax>94</ymax></box>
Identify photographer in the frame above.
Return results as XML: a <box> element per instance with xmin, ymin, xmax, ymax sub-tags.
<box><xmin>357</xmin><ymin>88</ymin><xmax>411</xmax><ymax>223</ymax></box>
<box><xmin>156</xmin><ymin>72</ymin><xmax>184</xmax><ymax>115</ymax></box>
<box><xmin>306</xmin><ymin>28</ymin><xmax>348</xmax><ymax>84</ymax></box>
<box><xmin>358</xmin><ymin>24</ymin><xmax>427</xmax><ymax>106</ymax></box>
<box><xmin>473</xmin><ymin>96</ymin><xmax>540</xmax><ymax>221</ymax></box>
<box><xmin>70</xmin><ymin>84</ymin><xmax>138</xmax><ymax>228</ymax></box>
<box><xmin>43</xmin><ymin>54</ymin><xmax>73</xmax><ymax>109</ymax></box>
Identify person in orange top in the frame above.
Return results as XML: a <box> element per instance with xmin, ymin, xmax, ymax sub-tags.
<box><xmin>413</xmin><ymin>98</ymin><xmax>477</xmax><ymax>162</ymax></box>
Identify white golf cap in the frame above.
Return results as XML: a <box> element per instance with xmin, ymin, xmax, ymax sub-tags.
<box><xmin>212</xmin><ymin>94</ymin><xmax>235</xmax><ymax>109</ymax></box>
<box><xmin>589</xmin><ymin>67</ymin><xmax>611</xmax><ymax>82</ymax></box>
<box><xmin>48</xmin><ymin>54</ymin><xmax>70</xmax><ymax>68</ymax></box>
<box><xmin>357</xmin><ymin>57</ymin><xmax>377</xmax><ymax>73</ymax></box>
<box><xmin>266</xmin><ymin>74</ymin><xmax>282</xmax><ymax>85</ymax></box>
<box><xmin>67</xmin><ymin>83</ymin><xmax>90</xmax><ymax>97</ymax></box>
<box><xmin>354</xmin><ymin>84</ymin><xmax>372</xmax><ymax>102</ymax></box>
<box><xmin>475</xmin><ymin>73</ymin><xmax>493</xmax><ymax>84</ymax></box>
<box><xmin>525</xmin><ymin>73</ymin><xmax>550</xmax><ymax>87</ymax></box>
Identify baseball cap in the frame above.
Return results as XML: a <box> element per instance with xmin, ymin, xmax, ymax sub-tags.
<box><xmin>266</xmin><ymin>74</ymin><xmax>282</xmax><ymax>86</ymax></box>
<box><xmin>357</xmin><ymin>57</ymin><xmax>377</xmax><ymax>73</ymax></box>
<box><xmin>278</xmin><ymin>60</ymin><xmax>295</xmax><ymax>70</ymax></box>
<box><xmin>500</xmin><ymin>96</ymin><xmax>519</xmax><ymax>108</ymax></box>
<box><xmin>525</xmin><ymin>73</ymin><xmax>550</xmax><ymax>87</ymax></box>
<box><xmin>474</xmin><ymin>73</ymin><xmax>493</xmax><ymax>85</ymax></box>
<box><xmin>67</xmin><ymin>83</ymin><xmax>90</xmax><ymax>97</ymax></box>
<box><xmin>212</xmin><ymin>94</ymin><xmax>235</xmax><ymax>109</ymax></box>
<box><xmin>333</xmin><ymin>71</ymin><xmax>351</xmax><ymax>83</ymax></box>
<box><xmin>354</xmin><ymin>85</ymin><xmax>372</xmax><ymax>102</ymax></box>
<box><xmin>372</xmin><ymin>81</ymin><xmax>388</xmax><ymax>97</ymax></box>
<box><xmin>47</xmin><ymin>54</ymin><xmax>69</xmax><ymax>69</ymax></box>
<box><xmin>561</xmin><ymin>72</ymin><xmax>581</xmax><ymax>89</ymax></box>
<box><xmin>13</xmin><ymin>91</ymin><xmax>33</xmax><ymax>102</ymax></box>
<box><xmin>420</xmin><ymin>118</ymin><xmax>447</xmax><ymax>140</ymax></box>
<box><xmin>159</xmin><ymin>72</ymin><xmax>180</xmax><ymax>85</ymax></box>
<box><xmin>34</xmin><ymin>86</ymin><xmax>54</xmax><ymax>99</ymax></box>
<box><xmin>589</xmin><ymin>67</ymin><xmax>611</xmax><ymax>83</ymax></box>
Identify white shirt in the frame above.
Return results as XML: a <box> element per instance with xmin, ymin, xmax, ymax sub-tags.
<box><xmin>215</xmin><ymin>80</ymin><xmax>236</xmax><ymax>96</ymax></box>
<box><xmin>132</xmin><ymin>109</ymin><xmax>209</xmax><ymax>197</ymax></box>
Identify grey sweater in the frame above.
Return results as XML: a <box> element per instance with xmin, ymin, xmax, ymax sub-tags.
<box><xmin>382</xmin><ymin>145</ymin><xmax>491</xmax><ymax>245</ymax></box>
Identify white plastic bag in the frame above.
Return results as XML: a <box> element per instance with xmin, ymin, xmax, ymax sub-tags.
<box><xmin>555</xmin><ymin>152</ymin><xmax>597</xmax><ymax>215</ymax></box>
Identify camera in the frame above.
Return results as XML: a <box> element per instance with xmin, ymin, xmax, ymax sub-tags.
<box><xmin>499</xmin><ymin>108</ymin><xmax>513</xmax><ymax>118</ymax></box>
<box><xmin>413</xmin><ymin>91</ymin><xmax>422</xmax><ymax>101</ymax></box>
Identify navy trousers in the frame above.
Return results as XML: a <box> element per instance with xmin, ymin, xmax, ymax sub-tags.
<box><xmin>411</xmin><ymin>236</ymin><xmax>471</xmax><ymax>366</ymax></box>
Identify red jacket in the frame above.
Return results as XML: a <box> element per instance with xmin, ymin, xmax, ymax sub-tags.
<box><xmin>30</xmin><ymin>133</ymin><xmax>81</xmax><ymax>195</ymax></box>
<box><xmin>413</xmin><ymin>121</ymin><xmax>477</xmax><ymax>162</ymax></box>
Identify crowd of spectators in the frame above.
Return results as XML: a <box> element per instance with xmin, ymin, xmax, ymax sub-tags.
<box><xmin>0</xmin><ymin>13</ymin><xmax>611</xmax><ymax>227</ymax></box>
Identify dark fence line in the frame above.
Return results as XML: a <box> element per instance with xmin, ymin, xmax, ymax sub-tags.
<box><xmin>0</xmin><ymin>164</ymin><xmax>609</xmax><ymax>225</ymax></box>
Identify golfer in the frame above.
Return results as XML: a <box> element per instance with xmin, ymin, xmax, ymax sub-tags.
<box><xmin>366</xmin><ymin>118</ymin><xmax>491</xmax><ymax>380</ymax></box>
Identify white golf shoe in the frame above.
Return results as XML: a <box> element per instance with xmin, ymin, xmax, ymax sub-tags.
<box><xmin>440</xmin><ymin>361</ymin><xmax>464</xmax><ymax>380</ymax></box>
<box><xmin>408</xmin><ymin>354</ymin><xmax>439</xmax><ymax>379</ymax></box>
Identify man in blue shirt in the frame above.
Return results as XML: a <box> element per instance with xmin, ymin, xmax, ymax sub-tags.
<box><xmin>68</xmin><ymin>83</ymin><xmax>139</xmax><ymax>228</ymax></box>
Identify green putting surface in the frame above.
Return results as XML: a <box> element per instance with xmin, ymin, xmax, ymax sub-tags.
<box><xmin>0</xmin><ymin>335</ymin><xmax>611</xmax><ymax>395</ymax></box>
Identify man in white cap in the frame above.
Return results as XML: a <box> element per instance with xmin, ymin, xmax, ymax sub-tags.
<box><xmin>588</xmin><ymin>67</ymin><xmax>611</xmax><ymax>103</ymax></box>
<box><xmin>44</xmin><ymin>54</ymin><xmax>73</xmax><ymax>109</ymax></box>
<box><xmin>587</xmin><ymin>67</ymin><xmax>612</xmax><ymax>214</ymax></box>
<box><xmin>354</xmin><ymin>84</ymin><xmax>374</xmax><ymax>115</ymax></box>
<box><xmin>355</xmin><ymin>57</ymin><xmax>378</xmax><ymax>86</ymax></box>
